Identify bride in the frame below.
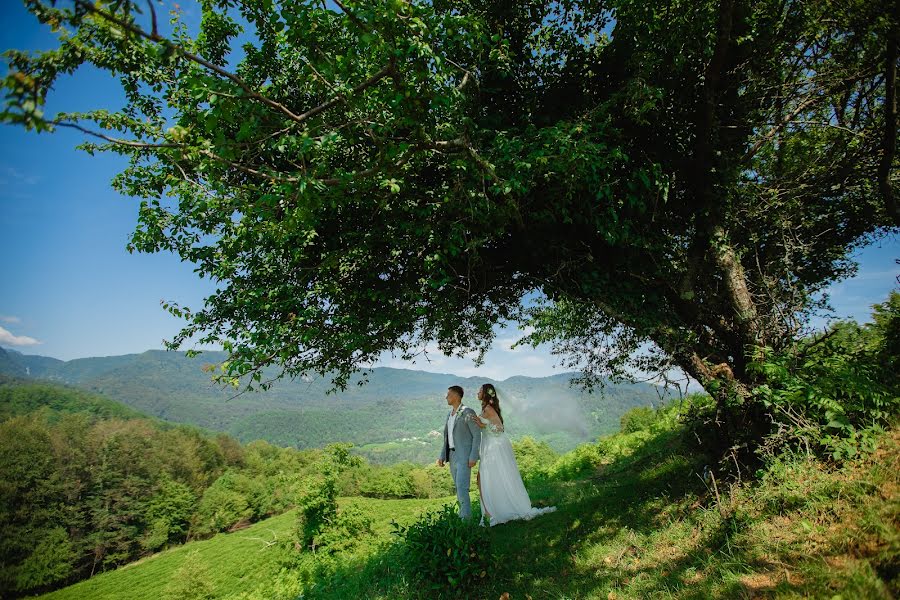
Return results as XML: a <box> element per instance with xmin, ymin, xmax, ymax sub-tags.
<box><xmin>473</xmin><ymin>383</ymin><xmax>557</xmax><ymax>526</ymax></box>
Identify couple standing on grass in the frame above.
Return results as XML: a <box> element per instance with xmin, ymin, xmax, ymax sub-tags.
<box><xmin>436</xmin><ymin>383</ymin><xmax>557</xmax><ymax>526</ymax></box>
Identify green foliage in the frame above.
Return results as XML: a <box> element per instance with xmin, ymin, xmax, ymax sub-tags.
<box><xmin>192</xmin><ymin>471</ymin><xmax>259</xmax><ymax>536</ymax></box>
<box><xmin>163</xmin><ymin>550</ymin><xmax>215</xmax><ymax>600</ymax></box>
<box><xmin>619</xmin><ymin>405</ymin><xmax>659</xmax><ymax>434</ymax></box>
<box><xmin>390</xmin><ymin>503</ymin><xmax>492</xmax><ymax>595</ymax></box>
<box><xmin>295</xmin><ymin>443</ymin><xmax>373</xmax><ymax>554</ymax></box>
<box><xmin>548</xmin><ymin>396</ymin><xmax>704</xmax><ymax>481</ymax></box>
<box><xmin>309</xmin><ymin>500</ymin><xmax>375</xmax><ymax>555</ymax></box>
<box><xmin>141</xmin><ymin>475</ymin><xmax>196</xmax><ymax>552</ymax></box>
<box><xmin>511</xmin><ymin>436</ymin><xmax>558</xmax><ymax>483</ymax></box>
<box><xmin>357</xmin><ymin>463</ymin><xmax>416</xmax><ymax>499</ymax></box>
<box><xmin>295</xmin><ymin>474</ymin><xmax>339</xmax><ymax>552</ymax></box>
<box><xmin>0</xmin><ymin>376</ymin><xmax>148</xmax><ymax>422</ymax></box>
<box><xmin>0</xmin><ymin>380</ymin><xmax>376</xmax><ymax>596</ymax></box>
<box><xmin>5</xmin><ymin>0</ymin><xmax>893</xmax><ymax>447</ymax></box>
<box><xmin>14</xmin><ymin>527</ymin><xmax>75</xmax><ymax>591</ymax></box>
<box><xmin>548</xmin><ymin>439</ymin><xmax>605</xmax><ymax>480</ymax></box>
<box><xmin>750</xmin><ymin>291</ymin><xmax>900</xmax><ymax>461</ymax></box>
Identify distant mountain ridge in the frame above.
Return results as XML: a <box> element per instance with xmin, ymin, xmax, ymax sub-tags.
<box><xmin>0</xmin><ymin>346</ymin><xmax>668</xmax><ymax>462</ymax></box>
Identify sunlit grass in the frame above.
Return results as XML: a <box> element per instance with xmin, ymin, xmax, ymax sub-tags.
<box><xmin>38</xmin><ymin>413</ymin><xmax>899</xmax><ymax>600</ymax></box>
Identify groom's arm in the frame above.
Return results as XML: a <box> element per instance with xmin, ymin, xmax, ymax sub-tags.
<box><xmin>465</xmin><ymin>409</ymin><xmax>481</xmax><ymax>464</ymax></box>
<box><xmin>437</xmin><ymin>420</ymin><xmax>449</xmax><ymax>465</ymax></box>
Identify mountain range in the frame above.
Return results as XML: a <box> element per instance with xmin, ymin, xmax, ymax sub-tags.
<box><xmin>0</xmin><ymin>345</ymin><xmax>670</xmax><ymax>462</ymax></box>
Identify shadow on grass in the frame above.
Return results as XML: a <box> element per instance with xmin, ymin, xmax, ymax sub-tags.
<box><xmin>296</xmin><ymin>425</ymin><xmax>856</xmax><ymax>599</ymax></box>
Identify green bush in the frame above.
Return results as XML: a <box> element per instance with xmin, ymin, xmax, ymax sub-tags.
<box><xmin>311</xmin><ymin>500</ymin><xmax>374</xmax><ymax>554</ymax></box>
<box><xmin>511</xmin><ymin>436</ymin><xmax>558</xmax><ymax>483</ymax></box>
<box><xmin>14</xmin><ymin>526</ymin><xmax>75</xmax><ymax>591</ymax></box>
<box><xmin>750</xmin><ymin>293</ymin><xmax>900</xmax><ymax>461</ymax></box>
<box><xmin>296</xmin><ymin>473</ymin><xmax>339</xmax><ymax>551</ymax></box>
<box><xmin>390</xmin><ymin>503</ymin><xmax>492</xmax><ymax>596</ymax></box>
<box><xmin>619</xmin><ymin>406</ymin><xmax>659</xmax><ymax>433</ymax></box>
<box><xmin>295</xmin><ymin>443</ymin><xmax>373</xmax><ymax>554</ymax></box>
<box><xmin>548</xmin><ymin>437</ymin><xmax>608</xmax><ymax>480</ymax></box>
<box><xmin>163</xmin><ymin>550</ymin><xmax>215</xmax><ymax>600</ymax></box>
<box><xmin>359</xmin><ymin>464</ymin><xmax>416</xmax><ymax>499</ymax></box>
<box><xmin>192</xmin><ymin>471</ymin><xmax>256</xmax><ymax>536</ymax></box>
<box><xmin>141</xmin><ymin>474</ymin><xmax>196</xmax><ymax>551</ymax></box>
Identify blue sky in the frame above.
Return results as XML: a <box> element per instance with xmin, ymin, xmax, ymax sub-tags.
<box><xmin>1</xmin><ymin>1</ymin><xmax>897</xmax><ymax>381</ymax></box>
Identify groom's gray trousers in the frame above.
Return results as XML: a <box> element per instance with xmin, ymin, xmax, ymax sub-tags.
<box><xmin>449</xmin><ymin>449</ymin><xmax>473</xmax><ymax>518</ymax></box>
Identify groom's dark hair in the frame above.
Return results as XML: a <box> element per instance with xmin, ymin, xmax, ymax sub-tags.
<box><xmin>448</xmin><ymin>385</ymin><xmax>464</xmax><ymax>399</ymax></box>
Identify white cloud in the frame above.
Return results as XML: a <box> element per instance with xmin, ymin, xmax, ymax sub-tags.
<box><xmin>0</xmin><ymin>166</ymin><xmax>40</xmax><ymax>186</ymax></box>
<box><xmin>495</xmin><ymin>336</ymin><xmax>523</xmax><ymax>353</ymax></box>
<box><xmin>0</xmin><ymin>326</ymin><xmax>41</xmax><ymax>346</ymax></box>
<box><xmin>0</xmin><ymin>315</ymin><xmax>21</xmax><ymax>324</ymax></box>
<box><xmin>519</xmin><ymin>355</ymin><xmax>547</xmax><ymax>367</ymax></box>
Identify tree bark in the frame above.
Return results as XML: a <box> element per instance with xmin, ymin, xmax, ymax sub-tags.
<box><xmin>880</xmin><ymin>7</ymin><xmax>898</xmax><ymax>224</ymax></box>
<box><xmin>709</xmin><ymin>225</ymin><xmax>761</xmax><ymax>355</ymax></box>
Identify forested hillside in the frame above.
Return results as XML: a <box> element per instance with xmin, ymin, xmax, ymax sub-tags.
<box><xmin>0</xmin><ymin>348</ymin><xmax>666</xmax><ymax>461</ymax></box>
<box><xmin>0</xmin><ymin>377</ymin><xmax>465</xmax><ymax>597</ymax></box>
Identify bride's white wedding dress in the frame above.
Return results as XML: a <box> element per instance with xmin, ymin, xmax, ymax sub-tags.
<box><xmin>478</xmin><ymin>418</ymin><xmax>557</xmax><ymax>526</ymax></box>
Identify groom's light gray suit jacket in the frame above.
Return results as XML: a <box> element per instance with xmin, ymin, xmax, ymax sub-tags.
<box><xmin>439</xmin><ymin>405</ymin><xmax>481</xmax><ymax>464</ymax></box>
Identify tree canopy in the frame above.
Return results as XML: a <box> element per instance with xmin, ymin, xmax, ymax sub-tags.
<box><xmin>3</xmin><ymin>0</ymin><xmax>897</xmax><ymax>435</ymax></box>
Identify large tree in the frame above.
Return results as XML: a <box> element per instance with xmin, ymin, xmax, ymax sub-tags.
<box><xmin>4</xmin><ymin>0</ymin><xmax>897</xmax><ymax>444</ymax></box>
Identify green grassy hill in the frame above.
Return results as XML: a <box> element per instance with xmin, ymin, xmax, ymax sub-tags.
<box><xmin>33</xmin><ymin>497</ymin><xmax>448</xmax><ymax>600</ymax></box>
<box><xmin>0</xmin><ymin>346</ymin><xmax>667</xmax><ymax>462</ymax></box>
<box><xmin>32</xmin><ymin>402</ymin><xmax>899</xmax><ymax>600</ymax></box>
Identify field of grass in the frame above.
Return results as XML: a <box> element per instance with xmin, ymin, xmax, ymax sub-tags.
<box><xmin>33</xmin><ymin>497</ymin><xmax>449</xmax><ymax>600</ymax></box>
<box><xmin>35</xmin><ymin>409</ymin><xmax>899</xmax><ymax>600</ymax></box>
<box><xmin>313</xmin><ymin>421</ymin><xmax>899</xmax><ymax>599</ymax></box>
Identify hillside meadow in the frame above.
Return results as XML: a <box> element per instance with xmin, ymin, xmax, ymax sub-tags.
<box><xmin>18</xmin><ymin>398</ymin><xmax>899</xmax><ymax>600</ymax></box>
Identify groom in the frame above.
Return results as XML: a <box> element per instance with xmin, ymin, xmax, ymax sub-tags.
<box><xmin>436</xmin><ymin>385</ymin><xmax>481</xmax><ymax>519</ymax></box>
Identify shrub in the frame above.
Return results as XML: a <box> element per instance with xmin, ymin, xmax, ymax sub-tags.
<box><xmin>359</xmin><ymin>464</ymin><xmax>416</xmax><ymax>499</ymax></box>
<box><xmin>295</xmin><ymin>442</ymin><xmax>372</xmax><ymax>554</ymax></box>
<box><xmin>390</xmin><ymin>503</ymin><xmax>492</xmax><ymax>596</ymax></box>
<box><xmin>511</xmin><ymin>436</ymin><xmax>558</xmax><ymax>483</ymax></box>
<box><xmin>296</xmin><ymin>473</ymin><xmax>339</xmax><ymax>551</ymax></box>
<box><xmin>549</xmin><ymin>440</ymin><xmax>604</xmax><ymax>480</ymax></box>
<box><xmin>311</xmin><ymin>500</ymin><xmax>374</xmax><ymax>554</ymax></box>
<box><xmin>164</xmin><ymin>550</ymin><xmax>215</xmax><ymax>600</ymax></box>
<box><xmin>192</xmin><ymin>471</ymin><xmax>256</xmax><ymax>536</ymax></box>
<box><xmin>750</xmin><ymin>295</ymin><xmax>900</xmax><ymax>462</ymax></box>
<box><xmin>619</xmin><ymin>406</ymin><xmax>659</xmax><ymax>433</ymax></box>
<box><xmin>14</xmin><ymin>527</ymin><xmax>74</xmax><ymax>591</ymax></box>
<box><xmin>423</xmin><ymin>463</ymin><xmax>454</xmax><ymax>497</ymax></box>
<box><xmin>141</xmin><ymin>474</ymin><xmax>196</xmax><ymax>551</ymax></box>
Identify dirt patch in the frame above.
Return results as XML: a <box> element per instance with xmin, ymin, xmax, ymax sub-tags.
<box><xmin>739</xmin><ymin>571</ymin><xmax>778</xmax><ymax>591</ymax></box>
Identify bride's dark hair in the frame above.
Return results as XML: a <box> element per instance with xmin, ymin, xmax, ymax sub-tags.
<box><xmin>480</xmin><ymin>383</ymin><xmax>503</xmax><ymax>424</ymax></box>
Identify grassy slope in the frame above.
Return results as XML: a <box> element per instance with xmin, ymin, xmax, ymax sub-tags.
<box><xmin>36</xmin><ymin>411</ymin><xmax>899</xmax><ymax>600</ymax></box>
<box><xmin>33</xmin><ymin>497</ymin><xmax>450</xmax><ymax>600</ymax></box>
<box><xmin>319</xmin><ymin>418</ymin><xmax>899</xmax><ymax>600</ymax></box>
